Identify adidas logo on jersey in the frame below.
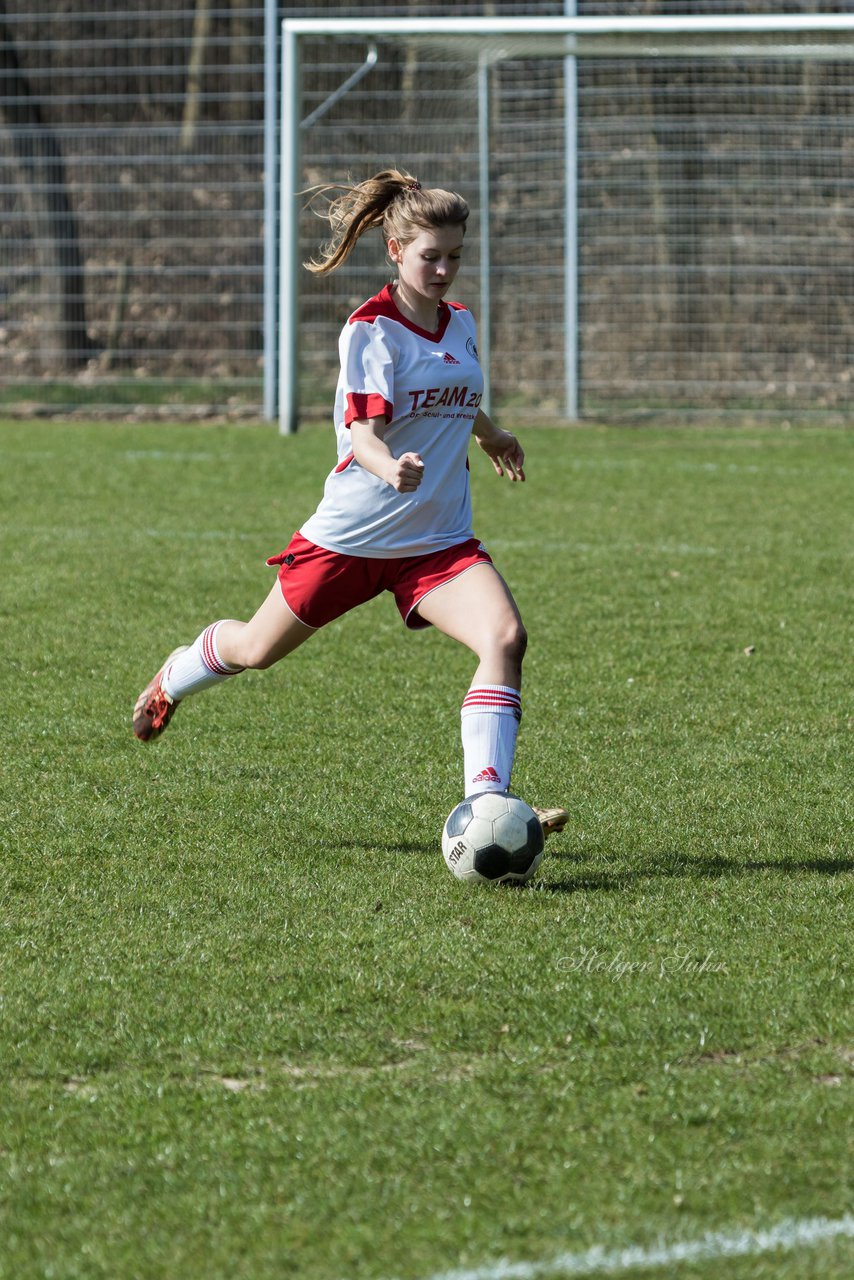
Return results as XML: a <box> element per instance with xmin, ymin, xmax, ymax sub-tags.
<box><xmin>472</xmin><ymin>766</ymin><xmax>501</xmax><ymax>785</ymax></box>
<box><xmin>442</xmin><ymin>351</ymin><xmax>460</xmax><ymax>364</ymax></box>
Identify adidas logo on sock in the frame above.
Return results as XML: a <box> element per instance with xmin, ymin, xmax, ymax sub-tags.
<box><xmin>472</xmin><ymin>766</ymin><xmax>501</xmax><ymax>785</ymax></box>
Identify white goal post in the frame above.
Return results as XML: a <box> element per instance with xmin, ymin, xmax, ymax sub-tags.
<box><xmin>268</xmin><ymin>14</ymin><xmax>854</xmax><ymax>432</ymax></box>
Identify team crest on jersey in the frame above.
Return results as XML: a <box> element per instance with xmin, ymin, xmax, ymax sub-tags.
<box><xmin>466</xmin><ymin>337</ymin><xmax>479</xmax><ymax>361</ymax></box>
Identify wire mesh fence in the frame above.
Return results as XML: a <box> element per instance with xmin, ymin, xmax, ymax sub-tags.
<box><xmin>0</xmin><ymin>3</ymin><xmax>267</xmax><ymax>415</ymax></box>
<box><xmin>0</xmin><ymin>3</ymin><xmax>852</xmax><ymax>420</ymax></box>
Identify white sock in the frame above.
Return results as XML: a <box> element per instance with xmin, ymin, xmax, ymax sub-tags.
<box><xmin>461</xmin><ymin>684</ymin><xmax>522</xmax><ymax>795</ymax></box>
<box><xmin>161</xmin><ymin>621</ymin><xmax>244</xmax><ymax>700</ymax></box>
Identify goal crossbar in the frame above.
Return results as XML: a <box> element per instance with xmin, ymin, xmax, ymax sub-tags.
<box><xmin>281</xmin><ymin>13</ymin><xmax>854</xmax><ymax>46</ymax></box>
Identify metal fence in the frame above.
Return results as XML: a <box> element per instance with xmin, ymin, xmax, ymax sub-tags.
<box><xmin>1</xmin><ymin>3</ymin><xmax>852</xmax><ymax>420</ymax></box>
<box><xmin>0</xmin><ymin>2</ymin><xmax>268</xmax><ymax>416</ymax></box>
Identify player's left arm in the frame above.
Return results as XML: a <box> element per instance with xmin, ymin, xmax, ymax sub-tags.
<box><xmin>472</xmin><ymin>409</ymin><xmax>525</xmax><ymax>482</ymax></box>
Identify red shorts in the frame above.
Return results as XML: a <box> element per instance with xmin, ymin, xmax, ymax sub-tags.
<box><xmin>266</xmin><ymin>533</ymin><xmax>493</xmax><ymax>630</ymax></box>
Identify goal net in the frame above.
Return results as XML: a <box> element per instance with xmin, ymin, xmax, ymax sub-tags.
<box><xmin>276</xmin><ymin>16</ymin><xmax>854</xmax><ymax>430</ymax></box>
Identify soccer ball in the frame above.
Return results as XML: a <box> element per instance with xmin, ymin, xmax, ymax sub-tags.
<box><xmin>441</xmin><ymin>791</ymin><xmax>545</xmax><ymax>885</ymax></box>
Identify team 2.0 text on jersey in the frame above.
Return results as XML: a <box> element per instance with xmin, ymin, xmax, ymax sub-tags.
<box><xmin>407</xmin><ymin>386</ymin><xmax>483</xmax><ymax>413</ymax></box>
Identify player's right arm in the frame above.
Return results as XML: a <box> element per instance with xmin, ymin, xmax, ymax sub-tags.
<box><xmin>349</xmin><ymin>418</ymin><xmax>424</xmax><ymax>493</ymax></box>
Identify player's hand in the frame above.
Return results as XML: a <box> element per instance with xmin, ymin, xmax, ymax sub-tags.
<box><xmin>477</xmin><ymin>429</ymin><xmax>525</xmax><ymax>482</ymax></box>
<box><xmin>387</xmin><ymin>452</ymin><xmax>425</xmax><ymax>493</ymax></box>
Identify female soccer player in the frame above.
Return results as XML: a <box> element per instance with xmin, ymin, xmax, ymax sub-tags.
<box><xmin>133</xmin><ymin>169</ymin><xmax>566</xmax><ymax>837</ymax></box>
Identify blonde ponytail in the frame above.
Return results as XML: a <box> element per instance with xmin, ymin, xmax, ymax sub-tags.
<box><xmin>304</xmin><ymin>169</ymin><xmax>469</xmax><ymax>275</ymax></box>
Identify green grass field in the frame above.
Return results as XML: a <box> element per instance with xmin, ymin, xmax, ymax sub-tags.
<box><xmin>1</xmin><ymin>418</ymin><xmax>851</xmax><ymax>1280</ymax></box>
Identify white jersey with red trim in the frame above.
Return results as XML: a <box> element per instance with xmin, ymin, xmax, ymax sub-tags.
<box><xmin>299</xmin><ymin>283</ymin><xmax>484</xmax><ymax>558</ymax></box>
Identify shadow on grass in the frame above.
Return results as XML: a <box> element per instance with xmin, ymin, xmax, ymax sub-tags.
<box><xmin>326</xmin><ymin>838</ymin><xmax>437</xmax><ymax>857</ymax></box>
<box><xmin>323</xmin><ymin>840</ymin><xmax>853</xmax><ymax>891</ymax></box>
<box><xmin>541</xmin><ymin>849</ymin><xmax>854</xmax><ymax>894</ymax></box>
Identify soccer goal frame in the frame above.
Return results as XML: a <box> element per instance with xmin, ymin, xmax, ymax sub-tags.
<box><xmin>266</xmin><ymin>12</ymin><xmax>854</xmax><ymax>432</ymax></box>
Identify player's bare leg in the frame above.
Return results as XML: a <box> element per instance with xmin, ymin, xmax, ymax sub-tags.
<box><xmin>413</xmin><ymin>562</ymin><xmax>526</xmax><ymax>688</ymax></box>
<box><xmin>214</xmin><ymin>581</ymin><xmax>315</xmax><ymax>670</ymax></box>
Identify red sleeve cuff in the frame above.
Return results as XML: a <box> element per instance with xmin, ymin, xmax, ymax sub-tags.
<box><xmin>344</xmin><ymin>392</ymin><xmax>393</xmax><ymax>426</ymax></box>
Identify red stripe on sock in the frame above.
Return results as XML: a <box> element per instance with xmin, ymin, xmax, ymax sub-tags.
<box><xmin>201</xmin><ymin>623</ymin><xmax>237</xmax><ymax>677</ymax></box>
<box><xmin>463</xmin><ymin>694</ymin><xmax>521</xmax><ymax>705</ymax></box>
<box><xmin>462</xmin><ymin>688</ymin><xmax>522</xmax><ymax>720</ymax></box>
<box><xmin>462</xmin><ymin>694</ymin><xmax>521</xmax><ymax>708</ymax></box>
<box><xmin>463</xmin><ymin>686</ymin><xmax>520</xmax><ymax>699</ymax></box>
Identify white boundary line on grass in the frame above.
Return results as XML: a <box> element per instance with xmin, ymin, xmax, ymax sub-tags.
<box><xmin>406</xmin><ymin>1214</ymin><xmax>854</xmax><ymax>1280</ymax></box>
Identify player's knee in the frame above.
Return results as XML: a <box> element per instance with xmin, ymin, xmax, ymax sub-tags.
<box><xmin>250</xmin><ymin>652</ymin><xmax>278</xmax><ymax>672</ymax></box>
<box><xmin>512</xmin><ymin>621</ymin><xmax>529</xmax><ymax>665</ymax></box>
<box><xmin>233</xmin><ymin>638</ymin><xmax>277</xmax><ymax>670</ymax></box>
<box><xmin>499</xmin><ymin>617</ymin><xmax>528</xmax><ymax>666</ymax></box>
